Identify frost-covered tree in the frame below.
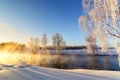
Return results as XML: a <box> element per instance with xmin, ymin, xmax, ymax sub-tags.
<box><xmin>52</xmin><ymin>33</ymin><xmax>66</xmax><ymax>55</ymax></box>
<box><xmin>79</xmin><ymin>0</ymin><xmax>120</xmax><ymax>52</ymax></box>
<box><xmin>28</xmin><ymin>37</ymin><xmax>40</xmax><ymax>54</ymax></box>
<box><xmin>86</xmin><ymin>35</ymin><xmax>97</xmax><ymax>54</ymax></box>
<box><xmin>41</xmin><ymin>34</ymin><xmax>48</xmax><ymax>54</ymax></box>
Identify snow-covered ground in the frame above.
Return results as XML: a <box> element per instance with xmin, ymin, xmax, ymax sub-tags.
<box><xmin>0</xmin><ymin>64</ymin><xmax>120</xmax><ymax>80</ymax></box>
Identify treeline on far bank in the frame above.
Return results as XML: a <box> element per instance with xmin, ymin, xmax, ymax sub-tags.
<box><xmin>0</xmin><ymin>42</ymin><xmax>114</xmax><ymax>51</ymax></box>
<box><xmin>0</xmin><ymin>42</ymin><xmax>86</xmax><ymax>51</ymax></box>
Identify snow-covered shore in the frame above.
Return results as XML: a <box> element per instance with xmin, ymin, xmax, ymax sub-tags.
<box><xmin>0</xmin><ymin>64</ymin><xmax>120</xmax><ymax>80</ymax></box>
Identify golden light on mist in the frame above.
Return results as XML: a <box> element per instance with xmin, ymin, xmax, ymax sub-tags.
<box><xmin>0</xmin><ymin>50</ymin><xmax>52</xmax><ymax>66</ymax></box>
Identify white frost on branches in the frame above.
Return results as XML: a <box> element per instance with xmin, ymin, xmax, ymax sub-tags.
<box><xmin>79</xmin><ymin>0</ymin><xmax>120</xmax><ymax>52</ymax></box>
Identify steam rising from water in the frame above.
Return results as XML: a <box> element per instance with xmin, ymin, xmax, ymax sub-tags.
<box><xmin>0</xmin><ymin>51</ymin><xmax>51</xmax><ymax>66</ymax></box>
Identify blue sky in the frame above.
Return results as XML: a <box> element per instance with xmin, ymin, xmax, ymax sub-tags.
<box><xmin>0</xmin><ymin>0</ymin><xmax>86</xmax><ymax>46</ymax></box>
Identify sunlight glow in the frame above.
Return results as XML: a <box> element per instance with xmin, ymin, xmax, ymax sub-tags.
<box><xmin>0</xmin><ymin>50</ymin><xmax>52</xmax><ymax>66</ymax></box>
<box><xmin>0</xmin><ymin>22</ymin><xmax>29</xmax><ymax>43</ymax></box>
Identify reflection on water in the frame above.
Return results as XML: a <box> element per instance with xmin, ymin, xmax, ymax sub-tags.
<box><xmin>66</xmin><ymin>55</ymin><xmax>120</xmax><ymax>71</ymax></box>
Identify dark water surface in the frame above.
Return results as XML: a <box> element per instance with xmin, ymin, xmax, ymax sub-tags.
<box><xmin>65</xmin><ymin>55</ymin><xmax>120</xmax><ymax>71</ymax></box>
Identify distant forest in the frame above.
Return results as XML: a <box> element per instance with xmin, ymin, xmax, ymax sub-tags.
<box><xmin>0</xmin><ymin>42</ymin><xmax>86</xmax><ymax>50</ymax></box>
<box><xmin>0</xmin><ymin>42</ymin><xmax>114</xmax><ymax>53</ymax></box>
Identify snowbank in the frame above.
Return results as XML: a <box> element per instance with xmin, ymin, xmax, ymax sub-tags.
<box><xmin>0</xmin><ymin>64</ymin><xmax>120</xmax><ymax>80</ymax></box>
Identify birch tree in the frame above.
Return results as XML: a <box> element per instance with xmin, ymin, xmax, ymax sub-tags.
<box><xmin>52</xmin><ymin>33</ymin><xmax>66</xmax><ymax>55</ymax></box>
<box><xmin>41</xmin><ymin>34</ymin><xmax>48</xmax><ymax>54</ymax></box>
<box><xmin>85</xmin><ymin>35</ymin><xmax>97</xmax><ymax>54</ymax></box>
<box><xmin>28</xmin><ymin>37</ymin><xmax>40</xmax><ymax>54</ymax></box>
<box><xmin>79</xmin><ymin>0</ymin><xmax>120</xmax><ymax>52</ymax></box>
